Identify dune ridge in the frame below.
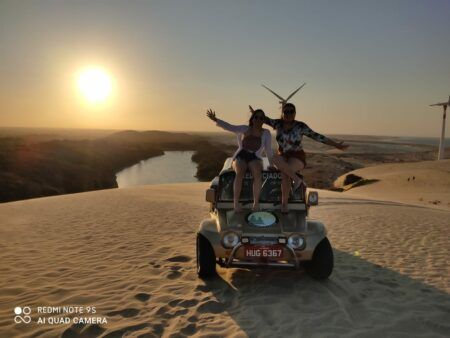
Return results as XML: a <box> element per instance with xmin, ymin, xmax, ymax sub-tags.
<box><xmin>334</xmin><ymin>159</ymin><xmax>450</xmax><ymax>211</ymax></box>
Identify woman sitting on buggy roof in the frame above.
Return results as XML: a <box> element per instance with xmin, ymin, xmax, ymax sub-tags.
<box><xmin>263</xmin><ymin>102</ymin><xmax>348</xmax><ymax>212</ymax></box>
<box><xmin>206</xmin><ymin>108</ymin><xmax>274</xmax><ymax>212</ymax></box>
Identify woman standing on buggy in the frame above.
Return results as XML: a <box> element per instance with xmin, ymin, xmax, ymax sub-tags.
<box><xmin>263</xmin><ymin>102</ymin><xmax>348</xmax><ymax>212</ymax></box>
<box><xmin>206</xmin><ymin>108</ymin><xmax>274</xmax><ymax>212</ymax></box>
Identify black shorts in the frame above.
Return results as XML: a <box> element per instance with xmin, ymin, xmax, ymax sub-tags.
<box><xmin>235</xmin><ymin>149</ymin><xmax>261</xmax><ymax>164</ymax></box>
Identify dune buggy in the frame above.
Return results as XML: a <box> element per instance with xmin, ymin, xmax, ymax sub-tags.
<box><xmin>196</xmin><ymin>157</ymin><xmax>333</xmax><ymax>279</ymax></box>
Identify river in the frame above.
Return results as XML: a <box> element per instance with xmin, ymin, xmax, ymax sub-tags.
<box><xmin>115</xmin><ymin>151</ymin><xmax>198</xmax><ymax>187</ymax></box>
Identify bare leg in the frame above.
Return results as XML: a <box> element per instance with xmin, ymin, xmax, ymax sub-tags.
<box><xmin>276</xmin><ymin>157</ymin><xmax>305</xmax><ymax>213</ymax></box>
<box><xmin>232</xmin><ymin>159</ymin><xmax>247</xmax><ymax>212</ymax></box>
<box><xmin>273</xmin><ymin>154</ymin><xmax>302</xmax><ymax>185</ymax></box>
<box><xmin>288</xmin><ymin>157</ymin><xmax>305</xmax><ymax>174</ymax></box>
<box><xmin>248</xmin><ymin>160</ymin><xmax>263</xmax><ymax>210</ymax></box>
<box><xmin>288</xmin><ymin>157</ymin><xmax>305</xmax><ymax>189</ymax></box>
<box><xmin>280</xmin><ymin>172</ymin><xmax>291</xmax><ymax>213</ymax></box>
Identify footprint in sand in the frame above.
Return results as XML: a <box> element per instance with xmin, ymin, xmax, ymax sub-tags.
<box><xmin>156</xmin><ymin>305</ymin><xmax>189</xmax><ymax>319</ymax></box>
<box><xmin>179</xmin><ymin>299</ymin><xmax>199</xmax><ymax>308</ymax></box>
<box><xmin>167</xmin><ymin>270</ymin><xmax>182</xmax><ymax>279</ymax></box>
<box><xmin>169</xmin><ymin>298</ymin><xmax>199</xmax><ymax>309</ymax></box>
<box><xmin>152</xmin><ymin>323</ymin><xmax>164</xmax><ymax>336</ymax></box>
<box><xmin>102</xmin><ymin>323</ymin><xmax>149</xmax><ymax>338</ymax></box>
<box><xmin>107</xmin><ymin>308</ymin><xmax>140</xmax><ymax>318</ymax></box>
<box><xmin>61</xmin><ymin>324</ymin><xmax>85</xmax><ymax>338</ymax></box>
<box><xmin>166</xmin><ymin>255</ymin><xmax>192</xmax><ymax>263</ymax></box>
<box><xmin>156</xmin><ymin>246</ymin><xmax>172</xmax><ymax>255</ymax></box>
<box><xmin>134</xmin><ymin>292</ymin><xmax>151</xmax><ymax>302</ymax></box>
<box><xmin>62</xmin><ymin>323</ymin><xmax>105</xmax><ymax>338</ymax></box>
<box><xmin>187</xmin><ymin>315</ymin><xmax>198</xmax><ymax>323</ymax></box>
<box><xmin>181</xmin><ymin>323</ymin><xmax>197</xmax><ymax>335</ymax></box>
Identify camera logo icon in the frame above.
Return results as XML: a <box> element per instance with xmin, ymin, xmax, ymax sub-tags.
<box><xmin>14</xmin><ymin>306</ymin><xmax>32</xmax><ymax>324</ymax></box>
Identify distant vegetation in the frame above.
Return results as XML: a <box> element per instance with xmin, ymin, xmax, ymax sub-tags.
<box><xmin>0</xmin><ymin>128</ymin><xmax>441</xmax><ymax>203</ymax></box>
<box><xmin>0</xmin><ymin>130</ymin><xmax>234</xmax><ymax>203</ymax></box>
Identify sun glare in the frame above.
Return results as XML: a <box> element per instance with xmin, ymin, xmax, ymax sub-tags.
<box><xmin>77</xmin><ymin>67</ymin><xmax>112</xmax><ymax>103</ymax></box>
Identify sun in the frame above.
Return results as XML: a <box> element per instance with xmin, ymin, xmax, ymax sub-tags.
<box><xmin>77</xmin><ymin>67</ymin><xmax>112</xmax><ymax>103</ymax></box>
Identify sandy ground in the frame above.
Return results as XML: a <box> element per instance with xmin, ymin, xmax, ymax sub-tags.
<box><xmin>334</xmin><ymin>159</ymin><xmax>450</xmax><ymax>211</ymax></box>
<box><xmin>0</xmin><ymin>178</ymin><xmax>449</xmax><ymax>337</ymax></box>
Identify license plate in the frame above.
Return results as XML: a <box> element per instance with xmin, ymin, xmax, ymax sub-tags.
<box><xmin>244</xmin><ymin>245</ymin><xmax>283</xmax><ymax>259</ymax></box>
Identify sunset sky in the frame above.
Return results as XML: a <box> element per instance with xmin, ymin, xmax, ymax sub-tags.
<box><xmin>1</xmin><ymin>0</ymin><xmax>449</xmax><ymax>137</ymax></box>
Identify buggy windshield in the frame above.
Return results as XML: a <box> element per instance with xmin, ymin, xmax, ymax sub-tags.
<box><xmin>218</xmin><ymin>171</ymin><xmax>304</xmax><ymax>203</ymax></box>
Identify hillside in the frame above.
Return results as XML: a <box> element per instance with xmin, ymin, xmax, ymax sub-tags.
<box><xmin>0</xmin><ymin>131</ymin><xmax>232</xmax><ymax>202</ymax></box>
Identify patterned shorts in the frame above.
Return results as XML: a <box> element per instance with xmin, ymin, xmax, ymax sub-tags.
<box><xmin>278</xmin><ymin>149</ymin><xmax>307</xmax><ymax>167</ymax></box>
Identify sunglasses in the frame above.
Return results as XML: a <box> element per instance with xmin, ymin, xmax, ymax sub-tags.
<box><xmin>283</xmin><ymin>110</ymin><xmax>295</xmax><ymax>115</ymax></box>
<box><xmin>253</xmin><ymin>115</ymin><xmax>265</xmax><ymax>120</ymax></box>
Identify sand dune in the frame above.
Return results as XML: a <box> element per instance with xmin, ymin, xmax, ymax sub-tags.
<box><xmin>0</xmin><ymin>179</ymin><xmax>449</xmax><ymax>337</ymax></box>
<box><xmin>334</xmin><ymin>159</ymin><xmax>450</xmax><ymax>211</ymax></box>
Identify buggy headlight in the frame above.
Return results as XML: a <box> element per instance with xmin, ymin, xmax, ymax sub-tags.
<box><xmin>287</xmin><ymin>234</ymin><xmax>305</xmax><ymax>250</ymax></box>
<box><xmin>221</xmin><ymin>231</ymin><xmax>240</xmax><ymax>248</ymax></box>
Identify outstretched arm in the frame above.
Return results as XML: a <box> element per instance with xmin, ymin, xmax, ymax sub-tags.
<box><xmin>302</xmin><ymin>122</ymin><xmax>349</xmax><ymax>150</ymax></box>
<box><xmin>263</xmin><ymin>115</ymin><xmax>282</xmax><ymax>130</ymax></box>
<box><xmin>206</xmin><ymin>109</ymin><xmax>248</xmax><ymax>134</ymax></box>
<box><xmin>263</xmin><ymin>116</ymin><xmax>277</xmax><ymax>129</ymax></box>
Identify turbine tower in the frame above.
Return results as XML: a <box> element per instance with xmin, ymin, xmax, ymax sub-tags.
<box><xmin>430</xmin><ymin>95</ymin><xmax>450</xmax><ymax>160</ymax></box>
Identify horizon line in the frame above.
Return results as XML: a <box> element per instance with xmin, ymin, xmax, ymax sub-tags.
<box><xmin>0</xmin><ymin>125</ymin><xmax>448</xmax><ymax>140</ymax></box>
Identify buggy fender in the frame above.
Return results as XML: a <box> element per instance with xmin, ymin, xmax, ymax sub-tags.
<box><xmin>301</xmin><ymin>220</ymin><xmax>329</xmax><ymax>260</ymax></box>
<box><xmin>198</xmin><ymin>218</ymin><xmax>220</xmax><ymax>245</ymax></box>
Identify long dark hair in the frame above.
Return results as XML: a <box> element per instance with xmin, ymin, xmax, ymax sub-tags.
<box><xmin>249</xmin><ymin>109</ymin><xmax>265</xmax><ymax>126</ymax></box>
<box><xmin>281</xmin><ymin>103</ymin><xmax>296</xmax><ymax>119</ymax></box>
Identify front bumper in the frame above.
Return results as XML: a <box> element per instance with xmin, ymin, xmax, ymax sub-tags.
<box><xmin>220</xmin><ymin>243</ymin><xmax>300</xmax><ymax>269</ymax></box>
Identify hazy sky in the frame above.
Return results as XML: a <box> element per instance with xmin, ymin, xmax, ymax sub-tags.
<box><xmin>1</xmin><ymin>0</ymin><xmax>449</xmax><ymax>137</ymax></box>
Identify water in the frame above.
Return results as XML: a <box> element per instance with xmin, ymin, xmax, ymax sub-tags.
<box><xmin>396</xmin><ymin>136</ymin><xmax>449</xmax><ymax>147</ymax></box>
<box><xmin>115</xmin><ymin>151</ymin><xmax>198</xmax><ymax>187</ymax></box>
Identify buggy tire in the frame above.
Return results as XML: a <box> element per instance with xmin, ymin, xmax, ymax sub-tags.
<box><xmin>305</xmin><ymin>237</ymin><xmax>333</xmax><ymax>279</ymax></box>
<box><xmin>196</xmin><ymin>233</ymin><xmax>216</xmax><ymax>278</ymax></box>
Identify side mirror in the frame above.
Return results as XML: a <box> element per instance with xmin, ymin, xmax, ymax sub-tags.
<box><xmin>205</xmin><ymin>188</ymin><xmax>216</xmax><ymax>203</ymax></box>
<box><xmin>307</xmin><ymin>191</ymin><xmax>319</xmax><ymax>206</ymax></box>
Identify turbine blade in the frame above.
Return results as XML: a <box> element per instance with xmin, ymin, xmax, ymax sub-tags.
<box><xmin>285</xmin><ymin>83</ymin><xmax>306</xmax><ymax>102</ymax></box>
<box><xmin>261</xmin><ymin>84</ymin><xmax>286</xmax><ymax>102</ymax></box>
<box><xmin>430</xmin><ymin>102</ymin><xmax>448</xmax><ymax>106</ymax></box>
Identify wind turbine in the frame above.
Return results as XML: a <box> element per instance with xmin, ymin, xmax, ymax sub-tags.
<box><xmin>430</xmin><ymin>95</ymin><xmax>450</xmax><ymax>160</ymax></box>
<box><xmin>261</xmin><ymin>83</ymin><xmax>306</xmax><ymax>107</ymax></box>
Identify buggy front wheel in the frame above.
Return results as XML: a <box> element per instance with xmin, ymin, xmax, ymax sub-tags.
<box><xmin>305</xmin><ymin>237</ymin><xmax>334</xmax><ymax>279</ymax></box>
<box><xmin>196</xmin><ymin>233</ymin><xmax>216</xmax><ymax>278</ymax></box>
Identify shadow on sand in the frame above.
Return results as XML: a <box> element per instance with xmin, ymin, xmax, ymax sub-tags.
<box><xmin>199</xmin><ymin>249</ymin><xmax>450</xmax><ymax>337</ymax></box>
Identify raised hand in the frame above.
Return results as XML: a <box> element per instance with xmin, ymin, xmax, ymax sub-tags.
<box><xmin>206</xmin><ymin>109</ymin><xmax>217</xmax><ymax>122</ymax></box>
